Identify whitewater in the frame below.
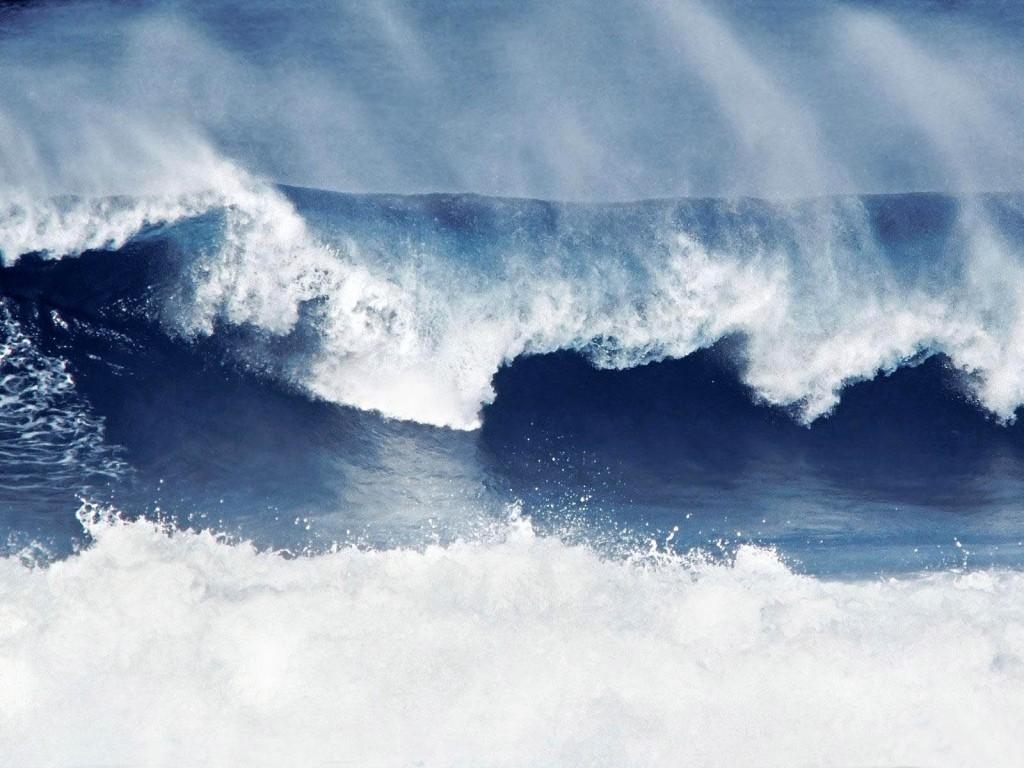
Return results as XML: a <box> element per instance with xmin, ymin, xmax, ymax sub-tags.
<box><xmin>0</xmin><ymin>508</ymin><xmax>1020</xmax><ymax>767</ymax></box>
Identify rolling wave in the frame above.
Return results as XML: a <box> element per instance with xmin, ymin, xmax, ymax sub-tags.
<box><xmin>4</xmin><ymin>178</ymin><xmax>1024</xmax><ymax>430</ymax></box>
<box><xmin>7</xmin><ymin>177</ymin><xmax>1024</xmax><ymax>571</ymax></box>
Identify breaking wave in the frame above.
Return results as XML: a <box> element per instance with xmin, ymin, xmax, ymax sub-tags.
<box><xmin>5</xmin><ymin>172</ymin><xmax>1024</xmax><ymax>429</ymax></box>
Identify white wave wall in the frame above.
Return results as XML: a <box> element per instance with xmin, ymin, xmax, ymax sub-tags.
<box><xmin>0</xmin><ymin>510</ymin><xmax>1021</xmax><ymax>767</ymax></box>
<box><xmin>170</xmin><ymin>188</ymin><xmax>1024</xmax><ymax>430</ymax></box>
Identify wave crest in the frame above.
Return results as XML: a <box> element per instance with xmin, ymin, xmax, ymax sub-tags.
<box><xmin>175</xmin><ymin>191</ymin><xmax>1024</xmax><ymax>429</ymax></box>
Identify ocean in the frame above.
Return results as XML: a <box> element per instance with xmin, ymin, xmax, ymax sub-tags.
<box><xmin>2</xmin><ymin>0</ymin><xmax>1024</xmax><ymax>765</ymax></box>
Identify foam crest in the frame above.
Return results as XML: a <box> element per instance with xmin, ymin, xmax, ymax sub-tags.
<box><xmin>0</xmin><ymin>145</ymin><xmax>253</xmax><ymax>267</ymax></box>
<box><xmin>0</xmin><ymin>110</ymin><xmax>245</xmax><ymax>264</ymax></box>
<box><xmin>0</xmin><ymin>192</ymin><xmax>220</xmax><ymax>266</ymax></box>
<box><xmin>0</xmin><ymin>507</ymin><xmax>1022</xmax><ymax>766</ymax></box>
<box><xmin>173</xmin><ymin>193</ymin><xmax>1024</xmax><ymax>429</ymax></box>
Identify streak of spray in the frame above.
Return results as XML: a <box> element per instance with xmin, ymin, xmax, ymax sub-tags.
<box><xmin>841</xmin><ymin>10</ymin><xmax>1024</xmax><ymax>417</ymax></box>
<box><xmin>2</xmin><ymin>1</ymin><xmax>1024</xmax><ymax>201</ymax></box>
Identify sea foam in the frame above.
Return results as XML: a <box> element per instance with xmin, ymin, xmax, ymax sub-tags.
<box><xmin>0</xmin><ymin>507</ymin><xmax>1021</xmax><ymax>767</ymax></box>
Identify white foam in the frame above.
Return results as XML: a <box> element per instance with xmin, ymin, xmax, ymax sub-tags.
<box><xmin>0</xmin><ymin>192</ymin><xmax>217</xmax><ymax>267</ymax></box>
<box><xmin>0</xmin><ymin>143</ymin><xmax>262</xmax><ymax>267</ymax></box>
<box><xmin>0</xmin><ymin>508</ymin><xmax>1021</xmax><ymax>767</ymax></box>
<box><xmin>0</xmin><ymin>117</ymin><xmax>246</xmax><ymax>265</ymax></box>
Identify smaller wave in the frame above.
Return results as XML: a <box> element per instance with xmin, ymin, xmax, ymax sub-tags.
<box><xmin>0</xmin><ymin>193</ymin><xmax>219</xmax><ymax>267</ymax></box>
<box><xmin>0</xmin><ymin>503</ymin><xmax>1022</xmax><ymax>767</ymax></box>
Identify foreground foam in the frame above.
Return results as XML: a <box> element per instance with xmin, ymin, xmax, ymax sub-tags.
<box><xmin>0</xmin><ymin>510</ymin><xmax>1021</xmax><ymax>767</ymax></box>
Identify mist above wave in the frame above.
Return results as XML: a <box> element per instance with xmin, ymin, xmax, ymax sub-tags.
<box><xmin>2</xmin><ymin>1</ymin><xmax>1024</xmax><ymax>201</ymax></box>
